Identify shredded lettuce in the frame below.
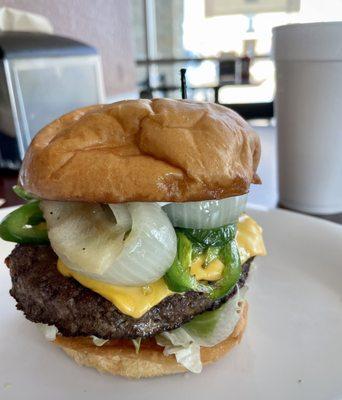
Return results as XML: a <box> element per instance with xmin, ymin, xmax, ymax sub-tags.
<box><xmin>92</xmin><ymin>336</ymin><xmax>109</xmax><ymax>346</ymax></box>
<box><xmin>36</xmin><ymin>287</ymin><xmax>247</xmax><ymax>374</ymax></box>
<box><xmin>37</xmin><ymin>323</ymin><xmax>58</xmax><ymax>341</ymax></box>
<box><xmin>156</xmin><ymin>286</ymin><xmax>246</xmax><ymax>373</ymax></box>
<box><xmin>184</xmin><ymin>286</ymin><xmax>247</xmax><ymax>346</ymax></box>
<box><xmin>166</xmin><ymin>342</ymin><xmax>202</xmax><ymax>373</ymax></box>
<box><xmin>132</xmin><ymin>337</ymin><xmax>142</xmax><ymax>354</ymax></box>
<box><xmin>37</xmin><ymin>324</ymin><xmax>110</xmax><ymax>347</ymax></box>
<box><xmin>156</xmin><ymin>328</ymin><xmax>202</xmax><ymax>373</ymax></box>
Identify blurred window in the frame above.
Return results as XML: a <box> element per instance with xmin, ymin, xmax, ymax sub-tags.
<box><xmin>132</xmin><ymin>0</ymin><xmax>342</xmax><ymax>106</ymax></box>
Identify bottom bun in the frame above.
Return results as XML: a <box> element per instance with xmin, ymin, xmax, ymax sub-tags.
<box><xmin>54</xmin><ymin>301</ymin><xmax>248</xmax><ymax>379</ymax></box>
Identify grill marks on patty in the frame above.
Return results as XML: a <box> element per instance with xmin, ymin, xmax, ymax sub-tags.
<box><xmin>6</xmin><ymin>244</ymin><xmax>252</xmax><ymax>340</ymax></box>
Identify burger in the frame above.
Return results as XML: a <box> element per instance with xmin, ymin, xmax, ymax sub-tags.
<box><xmin>1</xmin><ymin>98</ymin><xmax>266</xmax><ymax>378</ymax></box>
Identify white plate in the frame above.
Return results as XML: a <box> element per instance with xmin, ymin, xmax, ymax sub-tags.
<box><xmin>0</xmin><ymin>207</ymin><xmax>341</xmax><ymax>400</ymax></box>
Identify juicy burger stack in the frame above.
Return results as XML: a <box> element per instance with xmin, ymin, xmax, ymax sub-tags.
<box><xmin>1</xmin><ymin>99</ymin><xmax>266</xmax><ymax>378</ymax></box>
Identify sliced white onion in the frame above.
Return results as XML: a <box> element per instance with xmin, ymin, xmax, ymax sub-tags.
<box><xmin>109</xmin><ymin>203</ymin><xmax>132</xmax><ymax>233</ymax></box>
<box><xmin>41</xmin><ymin>201</ymin><xmax>177</xmax><ymax>286</ymax></box>
<box><xmin>163</xmin><ymin>194</ymin><xmax>248</xmax><ymax>229</ymax></box>
<box><xmin>101</xmin><ymin>202</ymin><xmax>177</xmax><ymax>285</ymax></box>
<box><xmin>41</xmin><ymin>201</ymin><xmax>125</xmax><ymax>277</ymax></box>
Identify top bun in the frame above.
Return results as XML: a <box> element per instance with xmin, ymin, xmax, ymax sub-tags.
<box><xmin>19</xmin><ymin>99</ymin><xmax>261</xmax><ymax>203</ymax></box>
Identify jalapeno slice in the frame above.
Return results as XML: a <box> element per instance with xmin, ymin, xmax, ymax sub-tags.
<box><xmin>164</xmin><ymin>233</ymin><xmax>210</xmax><ymax>293</ymax></box>
<box><xmin>0</xmin><ymin>201</ymin><xmax>49</xmax><ymax>244</ymax></box>
<box><xmin>12</xmin><ymin>185</ymin><xmax>36</xmax><ymax>201</ymax></box>
<box><xmin>164</xmin><ymin>225</ymin><xmax>241</xmax><ymax>300</ymax></box>
<box><xmin>210</xmin><ymin>239</ymin><xmax>241</xmax><ymax>300</ymax></box>
<box><xmin>177</xmin><ymin>224</ymin><xmax>237</xmax><ymax>248</ymax></box>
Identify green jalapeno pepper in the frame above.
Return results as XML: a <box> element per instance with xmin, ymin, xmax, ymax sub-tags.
<box><xmin>177</xmin><ymin>224</ymin><xmax>237</xmax><ymax>249</ymax></box>
<box><xmin>12</xmin><ymin>185</ymin><xmax>36</xmax><ymax>201</ymax></box>
<box><xmin>164</xmin><ymin>225</ymin><xmax>241</xmax><ymax>300</ymax></box>
<box><xmin>0</xmin><ymin>201</ymin><xmax>49</xmax><ymax>244</ymax></box>
<box><xmin>210</xmin><ymin>239</ymin><xmax>241</xmax><ymax>300</ymax></box>
<box><xmin>164</xmin><ymin>233</ymin><xmax>210</xmax><ymax>293</ymax></box>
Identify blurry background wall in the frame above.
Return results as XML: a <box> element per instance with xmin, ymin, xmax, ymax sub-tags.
<box><xmin>0</xmin><ymin>0</ymin><xmax>137</xmax><ymax>98</ymax></box>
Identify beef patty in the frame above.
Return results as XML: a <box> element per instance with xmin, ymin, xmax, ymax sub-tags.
<box><xmin>6</xmin><ymin>244</ymin><xmax>252</xmax><ymax>339</ymax></box>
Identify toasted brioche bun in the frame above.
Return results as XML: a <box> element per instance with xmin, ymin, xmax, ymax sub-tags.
<box><xmin>20</xmin><ymin>99</ymin><xmax>260</xmax><ymax>203</ymax></box>
<box><xmin>53</xmin><ymin>301</ymin><xmax>247</xmax><ymax>379</ymax></box>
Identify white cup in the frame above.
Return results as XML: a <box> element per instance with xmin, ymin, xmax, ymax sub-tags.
<box><xmin>273</xmin><ymin>22</ymin><xmax>342</xmax><ymax>214</ymax></box>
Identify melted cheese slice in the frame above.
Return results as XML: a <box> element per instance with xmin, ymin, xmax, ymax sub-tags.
<box><xmin>190</xmin><ymin>256</ymin><xmax>224</xmax><ymax>281</ymax></box>
<box><xmin>57</xmin><ymin>260</ymin><xmax>173</xmax><ymax>319</ymax></box>
<box><xmin>237</xmin><ymin>214</ymin><xmax>267</xmax><ymax>263</ymax></box>
<box><xmin>57</xmin><ymin>214</ymin><xmax>266</xmax><ymax>318</ymax></box>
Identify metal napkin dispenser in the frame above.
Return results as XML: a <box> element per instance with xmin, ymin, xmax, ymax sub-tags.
<box><xmin>0</xmin><ymin>31</ymin><xmax>104</xmax><ymax>169</ymax></box>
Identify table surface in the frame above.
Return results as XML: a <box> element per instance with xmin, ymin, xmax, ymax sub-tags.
<box><xmin>0</xmin><ymin>125</ymin><xmax>340</xmax><ymax>224</ymax></box>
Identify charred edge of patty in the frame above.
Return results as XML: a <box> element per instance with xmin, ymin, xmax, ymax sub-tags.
<box><xmin>6</xmin><ymin>244</ymin><xmax>253</xmax><ymax>340</ymax></box>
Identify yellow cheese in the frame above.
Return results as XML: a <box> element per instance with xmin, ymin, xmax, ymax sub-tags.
<box><xmin>57</xmin><ymin>260</ymin><xmax>173</xmax><ymax>319</ymax></box>
<box><xmin>57</xmin><ymin>214</ymin><xmax>266</xmax><ymax>318</ymax></box>
<box><xmin>190</xmin><ymin>256</ymin><xmax>224</xmax><ymax>281</ymax></box>
<box><xmin>236</xmin><ymin>214</ymin><xmax>267</xmax><ymax>264</ymax></box>
<box><xmin>190</xmin><ymin>214</ymin><xmax>266</xmax><ymax>280</ymax></box>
